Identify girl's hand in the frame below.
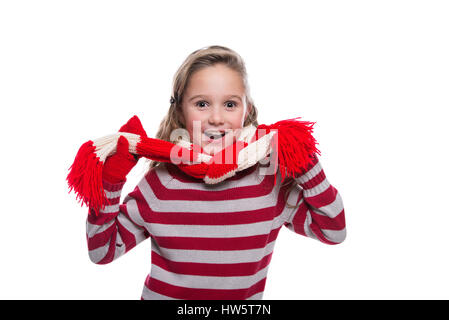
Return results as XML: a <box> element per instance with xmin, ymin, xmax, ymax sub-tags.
<box><xmin>102</xmin><ymin>116</ymin><xmax>148</xmax><ymax>184</ymax></box>
<box><xmin>102</xmin><ymin>136</ymin><xmax>137</xmax><ymax>184</ymax></box>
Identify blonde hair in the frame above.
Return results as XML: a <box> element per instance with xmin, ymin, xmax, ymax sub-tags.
<box><xmin>145</xmin><ymin>45</ymin><xmax>300</xmax><ymax>209</ymax></box>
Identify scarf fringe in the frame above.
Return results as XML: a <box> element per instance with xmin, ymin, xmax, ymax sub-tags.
<box><xmin>66</xmin><ymin>140</ymin><xmax>108</xmax><ymax>215</ymax></box>
<box><xmin>258</xmin><ymin>117</ymin><xmax>320</xmax><ymax>185</ymax></box>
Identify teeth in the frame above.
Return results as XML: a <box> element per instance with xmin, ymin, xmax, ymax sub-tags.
<box><xmin>205</xmin><ymin>131</ymin><xmax>225</xmax><ymax>136</ymax></box>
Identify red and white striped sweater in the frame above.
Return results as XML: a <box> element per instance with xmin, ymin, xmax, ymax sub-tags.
<box><xmin>86</xmin><ymin>158</ymin><xmax>346</xmax><ymax>300</ymax></box>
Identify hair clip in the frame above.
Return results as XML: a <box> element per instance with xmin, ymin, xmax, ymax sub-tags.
<box><xmin>170</xmin><ymin>96</ymin><xmax>176</xmax><ymax>104</ymax></box>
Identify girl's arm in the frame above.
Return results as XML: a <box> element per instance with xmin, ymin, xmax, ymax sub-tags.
<box><xmin>283</xmin><ymin>155</ymin><xmax>346</xmax><ymax>245</ymax></box>
<box><xmin>85</xmin><ymin>116</ymin><xmax>151</xmax><ymax>264</ymax></box>
<box><xmin>86</xmin><ymin>178</ymin><xmax>151</xmax><ymax>264</ymax></box>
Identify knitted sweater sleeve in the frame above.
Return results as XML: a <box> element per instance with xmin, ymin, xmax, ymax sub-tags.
<box><xmin>86</xmin><ymin>178</ymin><xmax>151</xmax><ymax>264</ymax></box>
<box><xmin>283</xmin><ymin>156</ymin><xmax>346</xmax><ymax>245</ymax></box>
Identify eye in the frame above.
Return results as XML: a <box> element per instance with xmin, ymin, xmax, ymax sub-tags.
<box><xmin>195</xmin><ymin>100</ymin><xmax>208</xmax><ymax>108</ymax></box>
<box><xmin>225</xmin><ymin>101</ymin><xmax>237</xmax><ymax>108</ymax></box>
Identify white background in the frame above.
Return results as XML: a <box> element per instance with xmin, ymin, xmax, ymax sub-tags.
<box><xmin>1</xmin><ymin>0</ymin><xmax>448</xmax><ymax>299</ymax></box>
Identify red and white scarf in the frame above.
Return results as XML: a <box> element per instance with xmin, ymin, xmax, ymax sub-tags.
<box><xmin>67</xmin><ymin>116</ymin><xmax>319</xmax><ymax>212</ymax></box>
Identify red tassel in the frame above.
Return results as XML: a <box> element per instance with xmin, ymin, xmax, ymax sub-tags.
<box><xmin>257</xmin><ymin>117</ymin><xmax>320</xmax><ymax>185</ymax></box>
<box><xmin>66</xmin><ymin>140</ymin><xmax>108</xmax><ymax>215</ymax></box>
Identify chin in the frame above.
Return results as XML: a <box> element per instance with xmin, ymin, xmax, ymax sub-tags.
<box><xmin>202</xmin><ymin>141</ymin><xmax>228</xmax><ymax>156</ymax></box>
<box><xmin>200</xmin><ymin>131</ymin><xmax>236</xmax><ymax>156</ymax></box>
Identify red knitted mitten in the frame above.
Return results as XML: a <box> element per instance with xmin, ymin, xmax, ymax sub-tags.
<box><xmin>102</xmin><ymin>136</ymin><xmax>136</xmax><ymax>184</ymax></box>
<box><xmin>118</xmin><ymin>115</ymin><xmax>148</xmax><ymax>141</ymax></box>
<box><xmin>102</xmin><ymin>116</ymin><xmax>148</xmax><ymax>184</ymax></box>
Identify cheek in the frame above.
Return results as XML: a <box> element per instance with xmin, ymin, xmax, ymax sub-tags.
<box><xmin>184</xmin><ymin>110</ymin><xmax>205</xmax><ymax>127</ymax></box>
<box><xmin>233</xmin><ymin>113</ymin><xmax>246</xmax><ymax>128</ymax></box>
<box><xmin>182</xmin><ymin>114</ymin><xmax>195</xmax><ymax>135</ymax></box>
<box><xmin>186</xmin><ymin>124</ymin><xmax>202</xmax><ymax>144</ymax></box>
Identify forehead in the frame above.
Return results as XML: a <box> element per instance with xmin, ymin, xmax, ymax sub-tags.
<box><xmin>185</xmin><ymin>64</ymin><xmax>245</xmax><ymax>96</ymax></box>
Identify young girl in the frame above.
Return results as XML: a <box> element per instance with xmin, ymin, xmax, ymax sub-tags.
<box><xmin>86</xmin><ymin>45</ymin><xmax>346</xmax><ymax>300</ymax></box>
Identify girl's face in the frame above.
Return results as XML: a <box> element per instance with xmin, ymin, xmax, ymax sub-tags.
<box><xmin>181</xmin><ymin>64</ymin><xmax>250</xmax><ymax>156</ymax></box>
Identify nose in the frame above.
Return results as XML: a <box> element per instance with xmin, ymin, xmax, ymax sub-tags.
<box><xmin>208</xmin><ymin>106</ymin><xmax>225</xmax><ymax>126</ymax></box>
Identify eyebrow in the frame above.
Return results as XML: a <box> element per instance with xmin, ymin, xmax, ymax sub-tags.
<box><xmin>188</xmin><ymin>95</ymin><xmax>242</xmax><ymax>102</ymax></box>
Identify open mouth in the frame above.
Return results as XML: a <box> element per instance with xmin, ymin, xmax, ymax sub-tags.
<box><xmin>203</xmin><ymin>131</ymin><xmax>228</xmax><ymax>142</ymax></box>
